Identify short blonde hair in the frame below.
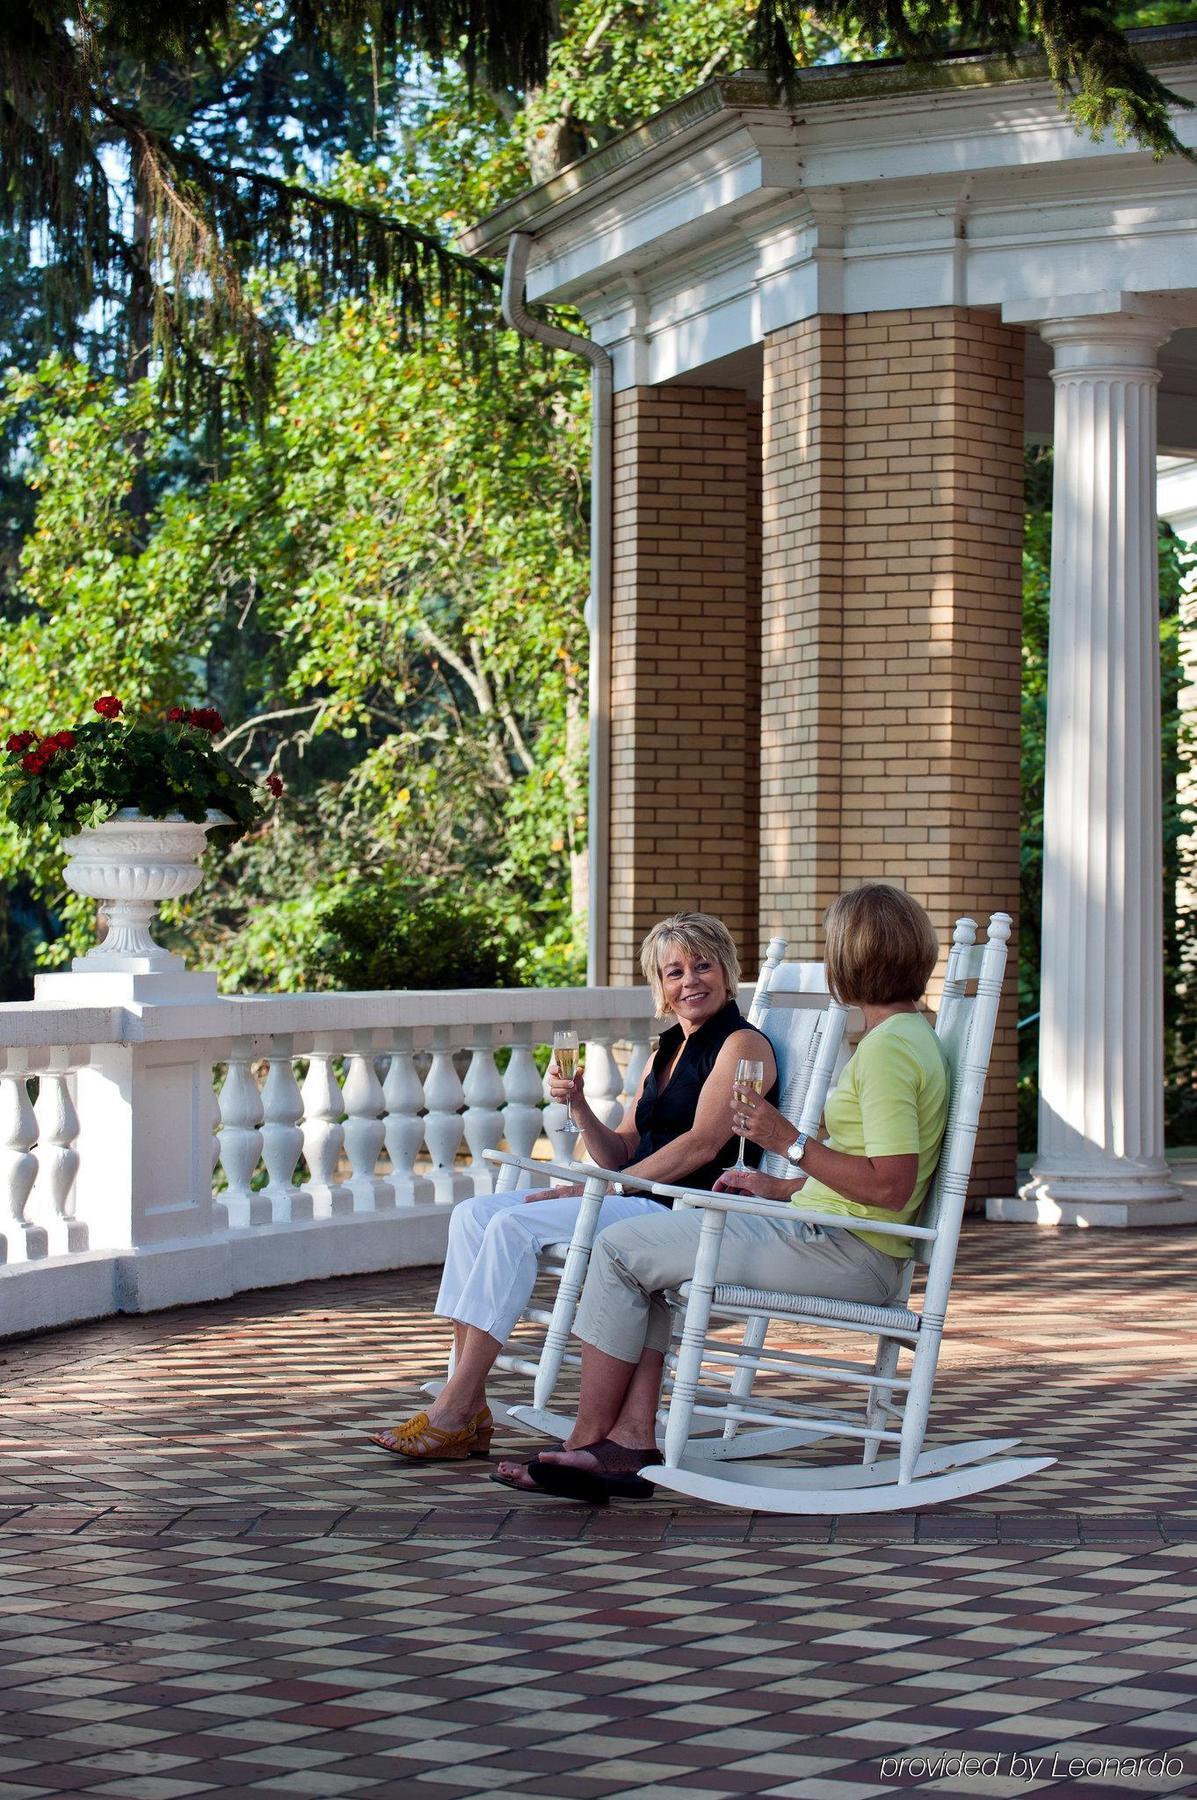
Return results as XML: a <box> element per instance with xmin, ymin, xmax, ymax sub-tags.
<box><xmin>639</xmin><ymin>913</ymin><xmax>741</xmax><ymax>1018</ymax></box>
<box><xmin>823</xmin><ymin>885</ymin><xmax>938</xmax><ymax>1006</ymax></box>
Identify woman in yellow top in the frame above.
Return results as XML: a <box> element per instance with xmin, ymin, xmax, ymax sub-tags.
<box><xmin>494</xmin><ymin>883</ymin><xmax>950</xmax><ymax>1503</ymax></box>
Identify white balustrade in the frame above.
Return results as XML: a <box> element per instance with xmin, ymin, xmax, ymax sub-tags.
<box><xmin>0</xmin><ymin>1074</ymin><xmax>39</xmax><ymax>1263</ymax></box>
<box><xmin>300</xmin><ymin>1051</ymin><xmax>351</xmax><ymax>1217</ymax></box>
<box><xmin>0</xmin><ymin>981</ymin><xmax>693</xmax><ymax>1333</ymax></box>
<box><xmin>29</xmin><ymin>1068</ymin><xmax>81</xmax><ymax>1256</ymax></box>
<box><xmin>423</xmin><ymin>1032</ymin><xmax>469</xmax><ymax>1204</ymax></box>
<box><xmin>462</xmin><ymin>1029</ymin><xmax>506</xmax><ymax>1190</ymax></box>
<box><xmin>583</xmin><ymin>1036</ymin><xmax>625</xmax><ymax>1127</ymax></box>
<box><xmin>383</xmin><ymin>1032</ymin><xmax>433</xmax><ymax>1206</ymax></box>
<box><xmin>621</xmin><ymin>1034</ymin><xmax>653</xmax><ymax>1108</ymax></box>
<box><xmin>217</xmin><ymin>1043</ymin><xmax>269</xmax><ymax>1229</ymax></box>
<box><xmin>261</xmin><ymin>1042</ymin><xmax>306</xmax><ymax>1220</ymax></box>
<box><xmin>502</xmin><ymin>1034</ymin><xmax>544</xmax><ymax>1162</ymax></box>
<box><xmin>343</xmin><ymin>1037</ymin><xmax>393</xmax><ymax>1212</ymax></box>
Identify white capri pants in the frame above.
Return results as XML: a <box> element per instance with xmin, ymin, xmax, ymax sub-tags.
<box><xmin>434</xmin><ymin>1184</ymin><xmax>663</xmax><ymax>1345</ymax></box>
<box><xmin>574</xmin><ymin>1206</ymin><xmax>910</xmax><ymax>1363</ymax></box>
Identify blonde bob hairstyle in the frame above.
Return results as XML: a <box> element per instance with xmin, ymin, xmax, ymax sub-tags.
<box><xmin>823</xmin><ymin>884</ymin><xmax>939</xmax><ymax>1007</ymax></box>
<box><xmin>639</xmin><ymin>912</ymin><xmax>741</xmax><ymax>1019</ymax></box>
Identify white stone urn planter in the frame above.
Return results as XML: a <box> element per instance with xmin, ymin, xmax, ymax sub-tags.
<box><xmin>62</xmin><ymin>807</ymin><xmax>230</xmax><ymax>975</ymax></box>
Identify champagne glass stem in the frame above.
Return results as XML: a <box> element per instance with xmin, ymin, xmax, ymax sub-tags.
<box><xmin>734</xmin><ymin>1133</ymin><xmax>747</xmax><ymax>1172</ymax></box>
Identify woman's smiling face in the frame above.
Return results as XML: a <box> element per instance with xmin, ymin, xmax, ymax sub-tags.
<box><xmin>658</xmin><ymin>941</ymin><xmax>728</xmax><ymax>1029</ymax></box>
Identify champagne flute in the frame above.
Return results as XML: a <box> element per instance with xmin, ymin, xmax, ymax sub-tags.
<box><xmin>732</xmin><ymin>1058</ymin><xmax>765</xmax><ymax>1171</ymax></box>
<box><xmin>553</xmin><ymin>1030</ymin><xmax>580</xmax><ymax>1128</ymax></box>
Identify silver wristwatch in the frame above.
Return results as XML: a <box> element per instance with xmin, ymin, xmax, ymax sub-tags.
<box><xmin>785</xmin><ymin>1133</ymin><xmax>810</xmax><ymax>1165</ymax></box>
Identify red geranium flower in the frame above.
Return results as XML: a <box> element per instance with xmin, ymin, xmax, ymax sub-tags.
<box><xmin>186</xmin><ymin>706</ymin><xmax>225</xmax><ymax>734</ymax></box>
<box><xmin>167</xmin><ymin>706</ymin><xmax>187</xmax><ymax>722</ymax></box>
<box><xmin>94</xmin><ymin>695</ymin><xmax>123</xmax><ymax>718</ymax></box>
<box><xmin>265</xmin><ymin>774</ymin><xmax>284</xmax><ymax>797</ymax></box>
<box><xmin>46</xmin><ymin>730</ymin><xmax>76</xmax><ymax>750</ymax></box>
<box><xmin>6</xmin><ymin>731</ymin><xmax>35</xmax><ymax>753</ymax></box>
<box><xmin>21</xmin><ymin>748</ymin><xmax>50</xmax><ymax>773</ymax></box>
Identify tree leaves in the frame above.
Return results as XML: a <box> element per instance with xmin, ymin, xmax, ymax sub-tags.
<box><xmin>753</xmin><ymin>3</ymin><xmax>1194</xmax><ymax>162</ymax></box>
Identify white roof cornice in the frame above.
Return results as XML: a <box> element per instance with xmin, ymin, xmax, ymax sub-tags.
<box><xmin>462</xmin><ymin>30</ymin><xmax>1197</xmax><ymax>391</ymax></box>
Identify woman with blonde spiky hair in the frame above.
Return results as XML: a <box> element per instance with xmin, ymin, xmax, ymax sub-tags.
<box><xmin>371</xmin><ymin>911</ymin><xmax>777</xmax><ymax>1461</ymax></box>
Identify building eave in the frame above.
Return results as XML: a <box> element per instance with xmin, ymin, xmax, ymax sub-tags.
<box><xmin>459</xmin><ymin>25</ymin><xmax>1197</xmax><ymax>261</ymax></box>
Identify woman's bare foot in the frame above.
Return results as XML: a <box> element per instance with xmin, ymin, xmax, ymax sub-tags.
<box><xmin>493</xmin><ymin>1458</ymin><xmax>541</xmax><ymax>1490</ymax></box>
<box><xmin>536</xmin><ymin>1438</ymin><xmax>661</xmax><ymax>1474</ymax></box>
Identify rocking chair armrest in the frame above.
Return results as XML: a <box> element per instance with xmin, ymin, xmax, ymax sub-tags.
<box><xmin>483</xmin><ymin>1148</ymin><xmax>608</xmax><ymax>1187</ymax></box>
<box><xmin>565</xmin><ymin>1160</ymin><xmax>666</xmax><ymax>1196</ymax></box>
<box><xmin>647</xmin><ymin>1178</ymin><xmax>938</xmax><ymax>1241</ymax></box>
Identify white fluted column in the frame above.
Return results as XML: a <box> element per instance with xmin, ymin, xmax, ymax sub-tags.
<box><xmin>1013</xmin><ymin>313</ymin><xmax>1194</xmax><ymax>1226</ymax></box>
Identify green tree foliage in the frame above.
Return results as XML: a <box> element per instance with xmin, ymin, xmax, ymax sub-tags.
<box><xmin>1019</xmin><ymin>445</ymin><xmax>1197</xmax><ymax>1147</ymax></box>
<box><xmin>0</xmin><ymin>311</ymin><xmax>590</xmax><ymax>985</ymax></box>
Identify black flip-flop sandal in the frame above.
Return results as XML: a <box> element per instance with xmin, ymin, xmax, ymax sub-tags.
<box><xmin>528</xmin><ymin>1446</ymin><xmax>664</xmax><ymax>1505</ymax></box>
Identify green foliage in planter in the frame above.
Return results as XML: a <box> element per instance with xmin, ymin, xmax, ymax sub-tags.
<box><xmin>320</xmin><ymin>883</ymin><xmax>523</xmax><ymax>991</ymax></box>
<box><xmin>1</xmin><ymin>709</ymin><xmax>269</xmax><ymax>840</ymax></box>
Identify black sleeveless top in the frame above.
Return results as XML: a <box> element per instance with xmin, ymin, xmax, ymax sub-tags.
<box><xmin>632</xmin><ymin>1000</ymin><xmax>780</xmax><ymax>1204</ymax></box>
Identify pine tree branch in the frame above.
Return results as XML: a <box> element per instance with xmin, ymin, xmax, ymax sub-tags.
<box><xmin>753</xmin><ymin>2</ymin><xmax>1194</xmax><ymax>162</ymax></box>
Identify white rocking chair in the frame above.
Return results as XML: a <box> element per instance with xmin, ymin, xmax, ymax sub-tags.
<box><xmin>477</xmin><ymin>941</ymin><xmax>851</xmax><ymax>1440</ymax></box>
<box><xmin>642</xmin><ymin>912</ymin><xmax>1054</xmax><ymax>1514</ymax></box>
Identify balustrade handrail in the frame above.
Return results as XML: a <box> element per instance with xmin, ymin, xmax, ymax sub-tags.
<box><xmin>0</xmin><ymin>979</ymin><xmax>837</xmax><ymax>1053</ymax></box>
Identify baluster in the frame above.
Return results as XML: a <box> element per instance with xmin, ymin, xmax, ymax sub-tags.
<box><xmin>261</xmin><ymin>1040</ymin><xmax>306</xmax><ymax>1221</ymax></box>
<box><xmin>217</xmin><ymin>1043</ymin><xmax>268</xmax><ymax>1229</ymax></box>
<box><xmin>0</xmin><ymin>1071</ymin><xmax>39</xmax><ymax>1263</ymax></box>
<box><xmin>502</xmin><ymin>1033</ymin><xmax>544</xmax><ymax>1166</ymax></box>
<box><xmin>383</xmin><ymin>1032</ymin><xmax>433</xmax><ymax>1206</ymax></box>
<box><xmin>621</xmin><ymin>1032</ymin><xmax>653</xmax><ymax>1108</ymax></box>
<box><xmin>300</xmin><ymin>1050</ymin><xmax>351</xmax><ymax>1217</ymax></box>
<box><xmin>462</xmin><ymin>1028</ymin><xmax>505</xmax><ymax>1192</ymax></box>
<box><xmin>29</xmin><ymin>1066</ymin><xmax>81</xmax><ymax>1255</ymax></box>
<box><xmin>423</xmin><ymin>1031</ymin><xmax>468</xmax><ymax>1204</ymax></box>
<box><xmin>209</xmin><ymin>1066</ymin><xmax>221</xmax><ymax>1183</ymax></box>
<box><xmin>543</xmin><ymin>1033</ymin><xmax>575</xmax><ymax>1164</ymax></box>
<box><xmin>583</xmin><ymin>1036</ymin><xmax>624</xmax><ymax>1128</ymax></box>
<box><xmin>343</xmin><ymin>1036</ymin><xmax>393</xmax><ymax>1212</ymax></box>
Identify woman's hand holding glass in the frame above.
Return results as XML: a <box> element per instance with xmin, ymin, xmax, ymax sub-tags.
<box><xmin>547</xmin><ymin>1056</ymin><xmax>585</xmax><ymax>1120</ymax></box>
<box><xmin>551</xmin><ymin>1031</ymin><xmax>583</xmax><ymax>1127</ymax></box>
<box><xmin>730</xmin><ymin>1084</ymin><xmax>797</xmax><ymax>1160</ymax></box>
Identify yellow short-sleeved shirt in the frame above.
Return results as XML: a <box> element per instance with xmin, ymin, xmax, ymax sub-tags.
<box><xmin>793</xmin><ymin>1011</ymin><xmax>949</xmax><ymax>1259</ymax></box>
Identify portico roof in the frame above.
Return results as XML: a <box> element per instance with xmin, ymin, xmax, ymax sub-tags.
<box><xmin>462</xmin><ymin>24</ymin><xmax>1197</xmax><ymax>446</ymax></box>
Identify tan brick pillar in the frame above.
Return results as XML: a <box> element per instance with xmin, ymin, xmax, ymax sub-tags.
<box><xmin>762</xmin><ymin>308</ymin><xmax>1024</xmax><ymax>1195</ymax></box>
<box><xmin>608</xmin><ymin>386</ymin><xmax>760</xmax><ymax>983</ymax></box>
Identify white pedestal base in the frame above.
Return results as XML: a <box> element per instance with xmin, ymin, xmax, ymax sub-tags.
<box><xmin>987</xmin><ymin>1184</ymin><xmax>1197</xmax><ymax>1228</ymax></box>
<box><xmin>34</xmin><ymin>970</ymin><xmax>219</xmax><ymax>1006</ymax></box>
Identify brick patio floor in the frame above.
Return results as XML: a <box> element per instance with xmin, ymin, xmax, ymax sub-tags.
<box><xmin>0</xmin><ymin>1223</ymin><xmax>1194</xmax><ymax>1798</ymax></box>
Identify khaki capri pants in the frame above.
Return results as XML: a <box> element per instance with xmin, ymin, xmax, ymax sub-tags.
<box><xmin>574</xmin><ymin>1206</ymin><xmax>909</xmax><ymax>1364</ymax></box>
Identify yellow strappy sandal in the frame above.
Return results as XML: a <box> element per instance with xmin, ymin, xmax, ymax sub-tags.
<box><xmin>369</xmin><ymin>1406</ymin><xmax>493</xmax><ymax>1460</ymax></box>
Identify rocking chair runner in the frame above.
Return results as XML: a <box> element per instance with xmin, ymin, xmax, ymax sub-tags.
<box><xmin>642</xmin><ymin>912</ymin><xmax>1054</xmax><ymax>1514</ymax></box>
<box><xmin>475</xmin><ymin>943</ymin><xmax>852</xmax><ymax>1439</ymax></box>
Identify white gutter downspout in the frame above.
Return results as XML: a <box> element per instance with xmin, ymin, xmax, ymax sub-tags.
<box><xmin>502</xmin><ymin>230</ymin><xmax>612</xmax><ymax>985</ymax></box>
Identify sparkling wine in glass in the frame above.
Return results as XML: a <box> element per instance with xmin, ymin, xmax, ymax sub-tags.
<box><xmin>732</xmin><ymin>1058</ymin><xmax>765</xmax><ymax>1171</ymax></box>
<box><xmin>553</xmin><ymin>1030</ymin><xmax>580</xmax><ymax>1128</ymax></box>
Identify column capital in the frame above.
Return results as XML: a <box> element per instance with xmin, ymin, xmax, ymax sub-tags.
<box><xmin>1040</xmin><ymin>311</ymin><xmax>1172</xmax><ymax>376</ymax></box>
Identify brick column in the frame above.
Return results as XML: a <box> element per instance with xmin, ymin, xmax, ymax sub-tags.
<box><xmin>762</xmin><ymin>308</ymin><xmax>1024</xmax><ymax>1194</ymax></box>
<box><xmin>608</xmin><ymin>387</ymin><xmax>760</xmax><ymax>983</ymax></box>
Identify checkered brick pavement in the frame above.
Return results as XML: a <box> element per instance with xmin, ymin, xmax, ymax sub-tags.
<box><xmin>0</xmin><ymin>1223</ymin><xmax>1194</xmax><ymax>1796</ymax></box>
